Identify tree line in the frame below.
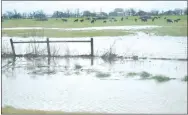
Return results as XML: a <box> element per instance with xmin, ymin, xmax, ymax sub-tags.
<box><xmin>2</xmin><ymin>7</ymin><xmax>187</xmax><ymax>19</ymax></box>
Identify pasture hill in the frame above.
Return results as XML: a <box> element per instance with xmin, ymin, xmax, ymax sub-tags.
<box><xmin>2</xmin><ymin>15</ymin><xmax>187</xmax><ymax>37</ymax></box>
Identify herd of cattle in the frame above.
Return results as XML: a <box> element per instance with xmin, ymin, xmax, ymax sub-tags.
<box><xmin>58</xmin><ymin>16</ymin><xmax>181</xmax><ymax>24</ymax></box>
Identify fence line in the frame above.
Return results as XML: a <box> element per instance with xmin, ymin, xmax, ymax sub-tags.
<box><xmin>10</xmin><ymin>38</ymin><xmax>94</xmax><ymax>57</ymax></box>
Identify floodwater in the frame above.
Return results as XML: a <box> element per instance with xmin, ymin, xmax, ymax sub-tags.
<box><xmin>2</xmin><ymin>25</ymin><xmax>161</xmax><ymax>31</ymax></box>
<box><xmin>2</xmin><ymin>57</ymin><xmax>187</xmax><ymax>114</ymax></box>
<box><xmin>2</xmin><ymin>33</ymin><xmax>187</xmax><ymax>114</ymax></box>
<box><xmin>2</xmin><ymin>33</ymin><xmax>187</xmax><ymax>59</ymax></box>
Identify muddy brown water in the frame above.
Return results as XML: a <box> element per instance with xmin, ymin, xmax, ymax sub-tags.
<box><xmin>2</xmin><ymin>34</ymin><xmax>187</xmax><ymax>114</ymax></box>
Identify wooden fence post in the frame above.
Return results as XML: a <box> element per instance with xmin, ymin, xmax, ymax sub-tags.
<box><xmin>47</xmin><ymin>38</ymin><xmax>51</xmax><ymax>57</ymax></box>
<box><xmin>10</xmin><ymin>38</ymin><xmax>16</xmax><ymax>56</ymax></box>
<box><xmin>91</xmin><ymin>38</ymin><xmax>94</xmax><ymax>56</ymax></box>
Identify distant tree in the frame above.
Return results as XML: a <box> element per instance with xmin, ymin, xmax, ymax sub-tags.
<box><xmin>83</xmin><ymin>10</ymin><xmax>91</xmax><ymax>17</ymax></box>
<box><xmin>114</xmin><ymin>8</ymin><xmax>124</xmax><ymax>13</ymax></box>
<box><xmin>109</xmin><ymin>11</ymin><xmax>117</xmax><ymax>16</ymax></box>
<box><xmin>130</xmin><ymin>8</ymin><xmax>137</xmax><ymax>16</ymax></box>
<box><xmin>173</xmin><ymin>8</ymin><xmax>183</xmax><ymax>15</ymax></box>
<box><xmin>151</xmin><ymin>10</ymin><xmax>159</xmax><ymax>15</ymax></box>
<box><xmin>100</xmin><ymin>12</ymin><xmax>108</xmax><ymax>17</ymax></box>
<box><xmin>137</xmin><ymin>10</ymin><xmax>147</xmax><ymax>16</ymax></box>
<box><xmin>184</xmin><ymin>7</ymin><xmax>188</xmax><ymax>15</ymax></box>
<box><xmin>33</xmin><ymin>10</ymin><xmax>47</xmax><ymax>20</ymax></box>
<box><xmin>163</xmin><ymin>10</ymin><xmax>175</xmax><ymax>15</ymax></box>
<box><xmin>124</xmin><ymin>9</ymin><xmax>131</xmax><ymax>16</ymax></box>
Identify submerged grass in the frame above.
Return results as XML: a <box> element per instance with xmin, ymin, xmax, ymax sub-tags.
<box><xmin>96</xmin><ymin>72</ymin><xmax>111</xmax><ymax>78</ymax></box>
<box><xmin>126</xmin><ymin>72</ymin><xmax>138</xmax><ymax>77</ymax></box>
<box><xmin>139</xmin><ymin>71</ymin><xmax>151</xmax><ymax>79</ymax></box>
<box><xmin>151</xmin><ymin>75</ymin><xmax>172</xmax><ymax>82</ymax></box>
<box><xmin>75</xmin><ymin>64</ymin><xmax>82</xmax><ymax>69</ymax></box>
<box><xmin>182</xmin><ymin>75</ymin><xmax>188</xmax><ymax>81</ymax></box>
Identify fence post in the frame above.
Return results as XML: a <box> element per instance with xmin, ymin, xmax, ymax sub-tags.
<box><xmin>47</xmin><ymin>38</ymin><xmax>51</xmax><ymax>57</ymax></box>
<box><xmin>10</xmin><ymin>38</ymin><xmax>16</xmax><ymax>56</ymax></box>
<box><xmin>91</xmin><ymin>38</ymin><xmax>94</xmax><ymax>56</ymax></box>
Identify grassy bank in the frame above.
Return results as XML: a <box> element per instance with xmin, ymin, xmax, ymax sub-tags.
<box><xmin>2</xmin><ymin>15</ymin><xmax>187</xmax><ymax>28</ymax></box>
<box><xmin>2</xmin><ymin>106</ymin><xmax>100</xmax><ymax>114</ymax></box>
<box><xmin>2</xmin><ymin>29</ymin><xmax>133</xmax><ymax>38</ymax></box>
<box><xmin>141</xmin><ymin>26</ymin><xmax>187</xmax><ymax>36</ymax></box>
<box><xmin>2</xmin><ymin>15</ymin><xmax>187</xmax><ymax>37</ymax></box>
<box><xmin>2</xmin><ymin>26</ymin><xmax>187</xmax><ymax>37</ymax></box>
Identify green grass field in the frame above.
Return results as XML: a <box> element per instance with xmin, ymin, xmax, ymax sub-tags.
<box><xmin>2</xmin><ymin>15</ymin><xmax>187</xmax><ymax>37</ymax></box>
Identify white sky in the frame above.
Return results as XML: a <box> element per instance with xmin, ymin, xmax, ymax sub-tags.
<box><xmin>2</xmin><ymin>1</ymin><xmax>187</xmax><ymax>15</ymax></box>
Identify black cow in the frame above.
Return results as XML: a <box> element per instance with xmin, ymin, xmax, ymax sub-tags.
<box><xmin>152</xmin><ymin>18</ymin><xmax>155</xmax><ymax>22</ymax></box>
<box><xmin>166</xmin><ymin>19</ymin><xmax>173</xmax><ymax>23</ymax></box>
<box><xmin>103</xmin><ymin>20</ymin><xmax>107</xmax><ymax>23</ymax></box>
<box><xmin>85</xmin><ymin>17</ymin><xmax>90</xmax><ymax>20</ymax></box>
<box><xmin>174</xmin><ymin>19</ymin><xmax>181</xmax><ymax>23</ymax></box>
<box><xmin>80</xmin><ymin>19</ymin><xmax>84</xmax><ymax>22</ymax></box>
<box><xmin>74</xmin><ymin>19</ymin><xmax>78</xmax><ymax>22</ymax></box>
<box><xmin>121</xmin><ymin>17</ymin><xmax>123</xmax><ymax>21</ymax></box>
<box><xmin>91</xmin><ymin>20</ymin><xmax>95</xmax><ymax>23</ymax></box>
<box><xmin>62</xmin><ymin>19</ymin><xmax>67</xmax><ymax>22</ymax></box>
<box><xmin>141</xmin><ymin>18</ymin><xmax>147</xmax><ymax>22</ymax></box>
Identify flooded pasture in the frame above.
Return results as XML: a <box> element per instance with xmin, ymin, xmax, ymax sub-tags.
<box><xmin>2</xmin><ymin>34</ymin><xmax>187</xmax><ymax>114</ymax></box>
<box><xmin>2</xmin><ymin>25</ymin><xmax>161</xmax><ymax>31</ymax></box>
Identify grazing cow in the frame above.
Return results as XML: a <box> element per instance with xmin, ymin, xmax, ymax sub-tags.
<box><xmin>158</xmin><ymin>16</ymin><xmax>160</xmax><ymax>19</ymax></box>
<box><xmin>91</xmin><ymin>19</ymin><xmax>95</xmax><ymax>23</ymax></box>
<box><xmin>56</xmin><ymin>19</ymin><xmax>58</xmax><ymax>20</ymax></box>
<box><xmin>164</xmin><ymin>17</ymin><xmax>166</xmax><ymax>19</ymax></box>
<box><xmin>135</xmin><ymin>18</ymin><xmax>137</xmax><ymax>22</ymax></box>
<box><xmin>85</xmin><ymin>17</ymin><xmax>90</xmax><ymax>20</ymax></box>
<box><xmin>80</xmin><ymin>19</ymin><xmax>84</xmax><ymax>22</ymax></box>
<box><xmin>154</xmin><ymin>16</ymin><xmax>158</xmax><ymax>19</ymax></box>
<box><xmin>174</xmin><ymin>19</ymin><xmax>181</xmax><ymax>23</ymax></box>
<box><xmin>141</xmin><ymin>18</ymin><xmax>147</xmax><ymax>22</ymax></box>
<box><xmin>152</xmin><ymin>18</ymin><xmax>155</xmax><ymax>22</ymax></box>
<box><xmin>62</xmin><ymin>19</ymin><xmax>67</xmax><ymax>22</ymax></box>
<box><xmin>121</xmin><ymin>17</ymin><xmax>123</xmax><ymax>21</ymax></box>
<box><xmin>103</xmin><ymin>20</ymin><xmax>107</xmax><ymax>23</ymax></box>
<box><xmin>166</xmin><ymin>19</ymin><xmax>173</xmax><ymax>23</ymax></box>
<box><xmin>74</xmin><ymin>19</ymin><xmax>78</xmax><ymax>22</ymax></box>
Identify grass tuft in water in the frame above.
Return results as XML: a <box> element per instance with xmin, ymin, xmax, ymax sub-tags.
<box><xmin>151</xmin><ymin>75</ymin><xmax>171</xmax><ymax>82</ymax></box>
<box><xmin>139</xmin><ymin>71</ymin><xmax>151</xmax><ymax>79</ymax></box>
<box><xmin>96</xmin><ymin>72</ymin><xmax>111</xmax><ymax>78</ymax></box>
<box><xmin>182</xmin><ymin>75</ymin><xmax>187</xmax><ymax>81</ymax></box>
<box><xmin>74</xmin><ymin>64</ymin><xmax>82</xmax><ymax>69</ymax></box>
<box><xmin>126</xmin><ymin>72</ymin><xmax>138</xmax><ymax>77</ymax></box>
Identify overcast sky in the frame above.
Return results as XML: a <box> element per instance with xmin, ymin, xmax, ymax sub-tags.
<box><xmin>2</xmin><ymin>1</ymin><xmax>187</xmax><ymax>15</ymax></box>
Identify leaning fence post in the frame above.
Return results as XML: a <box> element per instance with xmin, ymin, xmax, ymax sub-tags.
<box><xmin>47</xmin><ymin>38</ymin><xmax>51</xmax><ymax>57</ymax></box>
<box><xmin>90</xmin><ymin>38</ymin><xmax>94</xmax><ymax>56</ymax></box>
<box><xmin>10</xmin><ymin>38</ymin><xmax>16</xmax><ymax>56</ymax></box>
